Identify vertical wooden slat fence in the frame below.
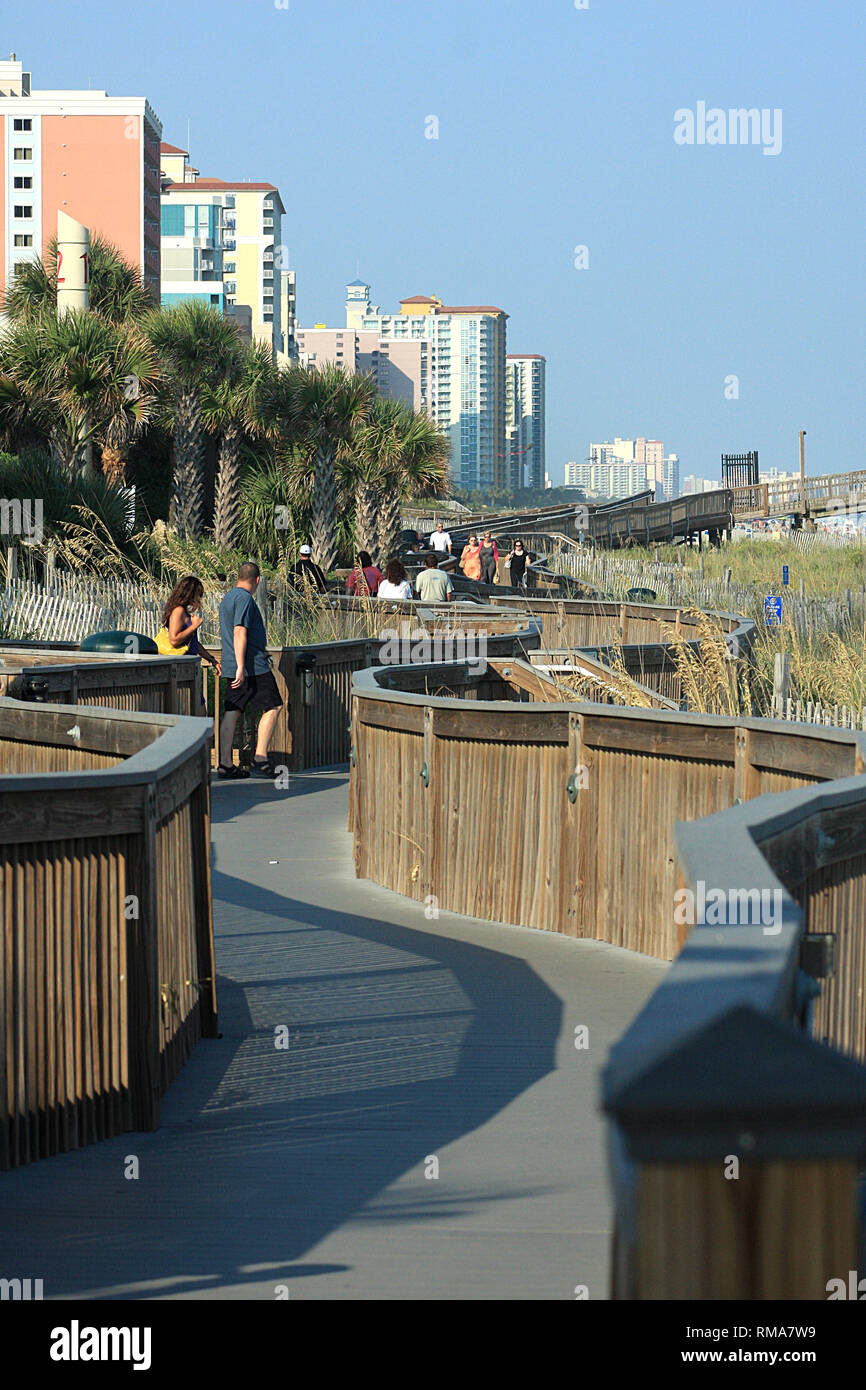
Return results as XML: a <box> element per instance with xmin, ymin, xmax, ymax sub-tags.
<box><xmin>0</xmin><ymin>701</ymin><xmax>216</xmax><ymax>1170</ymax></box>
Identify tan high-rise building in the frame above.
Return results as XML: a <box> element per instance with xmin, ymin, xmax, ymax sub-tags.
<box><xmin>161</xmin><ymin>145</ymin><xmax>286</xmax><ymax>354</ymax></box>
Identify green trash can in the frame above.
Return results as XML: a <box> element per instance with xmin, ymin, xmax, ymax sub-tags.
<box><xmin>626</xmin><ymin>587</ymin><xmax>657</xmax><ymax>603</ymax></box>
<box><xmin>81</xmin><ymin>630</ymin><xmax>159</xmax><ymax>655</ymax></box>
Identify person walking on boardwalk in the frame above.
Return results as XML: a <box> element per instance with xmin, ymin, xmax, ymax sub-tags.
<box><xmin>459</xmin><ymin>534</ymin><xmax>482</xmax><ymax>581</ymax></box>
<box><xmin>346</xmin><ymin>550</ymin><xmax>383</xmax><ymax>597</ymax></box>
<box><xmin>415</xmin><ymin>551</ymin><xmax>454</xmax><ymax>603</ymax></box>
<box><xmin>479</xmin><ymin>531</ymin><xmax>499</xmax><ymax>585</ymax></box>
<box><xmin>428</xmin><ymin>522</ymin><xmax>452</xmax><ymax>556</ymax></box>
<box><xmin>158</xmin><ymin>575</ymin><xmax>220</xmax><ymax>708</ymax></box>
<box><xmin>217</xmin><ymin>561</ymin><xmax>283</xmax><ymax>779</ymax></box>
<box><xmin>505</xmin><ymin>539</ymin><xmax>530</xmax><ymax>589</ymax></box>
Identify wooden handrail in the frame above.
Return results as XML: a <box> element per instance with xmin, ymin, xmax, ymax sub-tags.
<box><xmin>349</xmin><ymin>664</ymin><xmax>866</xmax><ymax>1299</ymax></box>
<box><xmin>0</xmin><ymin>699</ymin><xmax>215</xmax><ymax>1170</ymax></box>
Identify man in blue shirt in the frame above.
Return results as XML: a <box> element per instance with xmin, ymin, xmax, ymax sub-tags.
<box><xmin>217</xmin><ymin>561</ymin><xmax>283</xmax><ymax>778</ymax></box>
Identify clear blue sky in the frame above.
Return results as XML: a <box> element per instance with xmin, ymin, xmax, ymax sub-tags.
<box><xmin>15</xmin><ymin>0</ymin><xmax>865</xmax><ymax>484</ymax></box>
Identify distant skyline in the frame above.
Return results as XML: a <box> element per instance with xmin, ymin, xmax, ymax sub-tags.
<box><xmin>10</xmin><ymin>0</ymin><xmax>864</xmax><ymax>485</ymax></box>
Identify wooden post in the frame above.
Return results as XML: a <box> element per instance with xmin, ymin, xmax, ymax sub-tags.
<box><xmin>799</xmin><ymin>428</ymin><xmax>807</xmax><ymax>520</ymax></box>
<box><xmin>772</xmin><ymin>653</ymin><xmax>791</xmax><ymax>718</ymax></box>
<box><xmin>607</xmin><ymin>1007</ymin><xmax>866</xmax><ymax>1300</ymax></box>
<box><xmin>7</xmin><ymin>545</ymin><xmax>17</xmax><ymax>583</ymax></box>
<box><xmin>127</xmin><ymin>784</ymin><xmax>161</xmax><ymax>1132</ymax></box>
<box><xmin>733</xmin><ymin>727</ymin><xmax>761</xmax><ymax>803</ymax></box>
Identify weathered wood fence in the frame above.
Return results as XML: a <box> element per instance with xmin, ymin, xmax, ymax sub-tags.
<box><xmin>349</xmin><ymin>661</ymin><xmax>866</xmax><ymax>1298</ymax></box>
<box><xmin>0</xmin><ymin>700</ymin><xmax>216</xmax><ymax>1169</ymax></box>
<box><xmin>0</xmin><ymin>646</ymin><xmax>202</xmax><ymax>715</ymax></box>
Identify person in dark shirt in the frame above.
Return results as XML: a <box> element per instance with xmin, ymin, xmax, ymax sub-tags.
<box><xmin>217</xmin><ymin>561</ymin><xmax>283</xmax><ymax>778</ymax></box>
<box><xmin>288</xmin><ymin>544</ymin><xmax>328</xmax><ymax>593</ymax></box>
<box><xmin>506</xmin><ymin>539</ymin><xmax>530</xmax><ymax>588</ymax></box>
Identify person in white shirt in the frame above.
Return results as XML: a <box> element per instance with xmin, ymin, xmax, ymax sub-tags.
<box><xmin>428</xmin><ymin>523</ymin><xmax>452</xmax><ymax>555</ymax></box>
<box><xmin>377</xmin><ymin>559</ymin><xmax>414</xmax><ymax>600</ymax></box>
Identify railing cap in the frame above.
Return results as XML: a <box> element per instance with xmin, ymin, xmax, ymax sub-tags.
<box><xmin>604</xmin><ymin>1005</ymin><xmax>866</xmax><ymax>1162</ymax></box>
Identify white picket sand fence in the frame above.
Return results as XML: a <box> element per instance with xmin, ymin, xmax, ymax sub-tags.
<box><xmin>0</xmin><ymin>575</ymin><xmax>163</xmax><ymax>644</ymax></box>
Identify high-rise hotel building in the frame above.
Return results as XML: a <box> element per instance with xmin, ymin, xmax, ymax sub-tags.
<box><xmin>160</xmin><ymin>143</ymin><xmax>287</xmax><ymax>355</ymax></box>
<box><xmin>0</xmin><ymin>55</ymin><xmax>161</xmax><ymax>303</ymax></box>
<box><xmin>505</xmin><ymin>354</ymin><xmax>545</xmax><ymax>491</ymax></box>
<box><xmin>298</xmin><ymin>282</ymin><xmax>508</xmax><ymax>491</ymax></box>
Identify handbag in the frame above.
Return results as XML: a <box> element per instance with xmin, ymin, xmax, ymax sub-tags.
<box><xmin>155</xmin><ymin>626</ymin><xmax>189</xmax><ymax>656</ymax></box>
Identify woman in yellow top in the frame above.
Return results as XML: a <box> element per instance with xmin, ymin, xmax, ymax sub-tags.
<box><xmin>162</xmin><ymin>576</ymin><xmax>221</xmax><ymax>690</ymax></box>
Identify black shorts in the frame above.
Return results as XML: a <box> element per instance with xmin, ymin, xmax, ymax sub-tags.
<box><xmin>224</xmin><ymin>669</ymin><xmax>283</xmax><ymax>714</ymax></box>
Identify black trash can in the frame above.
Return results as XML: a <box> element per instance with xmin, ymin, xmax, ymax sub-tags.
<box><xmin>81</xmin><ymin>630</ymin><xmax>159</xmax><ymax>655</ymax></box>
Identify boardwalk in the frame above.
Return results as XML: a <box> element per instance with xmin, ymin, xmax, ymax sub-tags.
<box><xmin>0</xmin><ymin>770</ymin><xmax>664</xmax><ymax>1300</ymax></box>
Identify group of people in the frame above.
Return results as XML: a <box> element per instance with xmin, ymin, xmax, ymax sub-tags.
<box><xmin>157</xmin><ymin>522</ymin><xmax>535</xmax><ymax>780</ymax></box>
<box><xmin>161</xmin><ymin>562</ymin><xmax>283</xmax><ymax>781</ymax></box>
<box><xmin>345</xmin><ymin>551</ymin><xmax>455</xmax><ymax>603</ymax></box>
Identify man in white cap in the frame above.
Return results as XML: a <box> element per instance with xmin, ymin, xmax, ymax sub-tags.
<box><xmin>289</xmin><ymin>543</ymin><xmax>328</xmax><ymax>593</ymax></box>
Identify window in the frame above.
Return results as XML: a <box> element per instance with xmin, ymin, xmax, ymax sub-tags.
<box><xmin>13</xmin><ymin>118</ymin><xmax>32</xmax><ymax>132</ymax></box>
<box><xmin>13</xmin><ymin>205</ymin><xmax>33</xmax><ymax>218</ymax></box>
<box><xmin>13</xmin><ymin>147</ymin><xmax>32</xmax><ymax>160</ymax></box>
<box><xmin>13</xmin><ymin>176</ymin><xmax>32</xmax><ymax>190</ymax></box>
<box><xmin>224</xmin><ymin>261</ymin><xmax>236</xmax><ymax>273</ymax></box>
<box><xmin>13</xmin><ymin>234</ymin><xmax>32</xmax><ymax>247</ymax></box>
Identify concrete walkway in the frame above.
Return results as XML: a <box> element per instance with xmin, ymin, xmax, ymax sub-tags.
<box><xmin>0</xmin><ymin>770</ymin><xmax>666</xmax><ymax>1300</ymax></box>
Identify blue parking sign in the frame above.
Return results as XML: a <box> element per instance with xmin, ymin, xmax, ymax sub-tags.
<box><xmin>782</xmin><ymin>565</ymin><xmax>789</xmax><ymax>586</ymax></box>
<box><xmin>764</xmin><ymin>596</ymin><xmax>782</xmax><ymax>625</ymax></box>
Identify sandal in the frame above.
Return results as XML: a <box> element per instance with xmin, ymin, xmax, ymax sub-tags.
<box><xmin>251</xmin><ymin>758</ymin><xmax>277</xmax><ymax>776</ymax></box>
<box><xmin>217</xmin><ymin>763</ymin><xmax>250</xmax><ymax>779</ymax></box>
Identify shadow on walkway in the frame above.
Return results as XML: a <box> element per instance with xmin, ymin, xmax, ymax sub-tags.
<box><xmin>0</xmin><ymin>776</ymin><xmax>565</xmax><ymax>1299</ymax></box>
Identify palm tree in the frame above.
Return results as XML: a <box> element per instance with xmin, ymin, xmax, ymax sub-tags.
<box><xmin>0</xmin><ymin>311</ymin><xmax>157</xmax><ymax>478</ymax></box>
<box><xmin>3</xmin><ymin>234</ymin><xmax>156</xmax><ymax>325</ymax></box>
<box><xmin>344</xmin><ymin>397</ymin><xmax>404</xmax><ymax>559</ymax></box>
<box><xmin>146</xmin><ymin>301</ymin><xmax>240</xmax><ymax>540</ymax></box>
<box><xmin>286</xmin><ymin>364</ymin><xmax>377</xmax><ymax>573</ymax></box>
<box><xmin>203</xmin><ymin>340</ymin><xmax>276</xmax><ymax>550</ymax></box>
<box><xmin>377</xmin><ymin>405</ymin><xmax>450</xmax><ymax>561</ymax></box>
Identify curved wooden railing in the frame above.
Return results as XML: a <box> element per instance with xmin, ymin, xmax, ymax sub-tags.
<box><xmin>349</xmin><ymin>660</ymin><xmax>866</xmax><ymax>1299</ymax></box>
<box><xmin>0</xmin><ymin>645</ymin><xmax>202</xmax><ymax>715</ymax></box>
<box><xmin>0</xmin><ymin>699</ymin><xmax>216</xmax><ymax>1169</ymax></box>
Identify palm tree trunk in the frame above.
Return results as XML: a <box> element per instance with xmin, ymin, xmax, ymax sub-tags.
<box><xmin>213</xmin><ymin>422</ymin><xmax>244</xmax><ymax>550</ymax></box>
<box><xmin>354</xmin><ymin>480</ymin><xmax>380</xmax><ymax>558</ymax></box>
<box><xmin>377</xmin><ymin>479</ymin><xmax>403</xmax><ymax>563</ymax></box>
<box><xmin>169</xmin><ymin>388</ymin><xmax>205</xmax><ymax>539</ymax></box>
<box><xmin>310</xmin><ymin>445</ymin><xmax>338</xmax><ymax>573</ymax></box>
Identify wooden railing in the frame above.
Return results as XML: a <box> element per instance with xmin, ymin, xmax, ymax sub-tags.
<box><xmin>0</xmin><ymin>699</ymin><xmax>216</xmax><ymax>1169</ymax></box>
<box><xmin>202</xmin><ymin>617</ymin><xmax>542</xmax><ymax>772</ymax></box>
<box><xmin>349</xmin><ymin>663</ymin><xmax>866</xmax><ymax>1297</ymax></box>
<box><xmin>733</xmin><ymin>468</ymin><xmax>866</xmax><ymax>519</ymax></box>
<box><xmin>0</xmin><ymin>646</ymin><xmax>202</xmax><ymax>716</ymax></box>
<box><xmin>604</xmin><ymin>768</ymin><xmax>866</xmax><ymax>1299</ymax></box>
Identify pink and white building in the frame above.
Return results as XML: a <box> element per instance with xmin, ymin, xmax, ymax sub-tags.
<box><xmin>0</xmin><ymin>55</ymin><xmax>161</xmax><ymax>304</ymax></box>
